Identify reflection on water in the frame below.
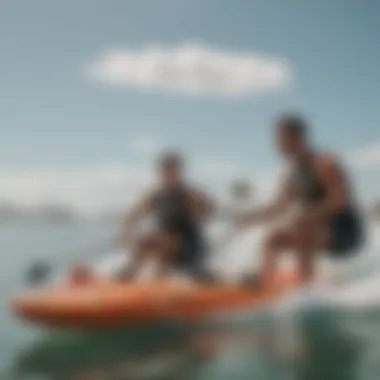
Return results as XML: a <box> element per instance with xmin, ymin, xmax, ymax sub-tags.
<box><xmin>296</xmin><ymin>311</ymin><xmax>362</xmax><ymax>380</ymax></box>
<box><xmin>11</xmin><ymin>324</ymin><xmax>189</xmax><ymax>379</ymax></box>
<box><xmin>9</xmin><ymin>308</ymin><xmax>368</xmax><ymax>380</ymax></box>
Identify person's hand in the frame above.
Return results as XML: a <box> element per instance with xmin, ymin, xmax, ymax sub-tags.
<box><xmin>68</xmin><ymin>264</ymin><xmax>95</xmax><ymax>286</ymax></box>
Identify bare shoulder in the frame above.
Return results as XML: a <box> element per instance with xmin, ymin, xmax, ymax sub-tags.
<box><xmin>315</xmin><ymin>151</ymin><xmax>340</xmax><ymax>170</ymax></box>
<box><xmin>315</xmin><ymin>151</ymin><xmax>345</xmax><ymax>181</ymax></box>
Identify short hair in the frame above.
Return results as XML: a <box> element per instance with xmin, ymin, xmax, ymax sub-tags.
<box><xmin>156</xmin><ymin>149</ymin><xmax>184</xmax><ymax>168</ymax></box>
<box><xmin>276</xmin><ymin>113</ymin><xmax>308</xmax><ymax>139</ymax></box>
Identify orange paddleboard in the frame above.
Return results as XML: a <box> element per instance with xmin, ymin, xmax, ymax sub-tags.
<box><xmin>11</xmin><ymin>270</ymin><xmax>301</xmax><ymax>329</ymax></box>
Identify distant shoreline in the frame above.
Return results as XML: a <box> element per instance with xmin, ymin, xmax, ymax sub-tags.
<box><xmin>0</xmin><ymin>199</ymin><xmax>377</xmax><ymax>224</ymax></box>
<box><xmin>0</xmin><ymin>202</ymin><xmax>79</xmax><ymax>223</ymax></box>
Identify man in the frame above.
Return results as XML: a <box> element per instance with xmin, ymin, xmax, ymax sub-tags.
<box><xmin>119</xmin><ymin>150</ymin><xmax>214</xmax><ymax>280</ymax></box>
<box><xmin>67</xmin><ymin>150</ymin><xmax>214</xmax><ymax>285</ymax></box>
<box><xmin>238</xmin><ymin>114</ymin><xmax>364</xmax><ymax>287</ymax></box>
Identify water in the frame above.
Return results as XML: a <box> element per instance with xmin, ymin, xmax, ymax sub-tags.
<box><xmin>2</xmin><ymin>221</ymin><xmax>380</xmax><ymax>380</ymax></box>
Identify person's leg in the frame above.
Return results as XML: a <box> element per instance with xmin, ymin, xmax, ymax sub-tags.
<box><xmin>154</xmin><ymin>233</ymin><xmax>181</xmax><ymax>277</ymax></box>
<box><xmin>292</xmin><ymin>217</ymin><xmax>329</xmax><ymax>284</ymax></box>
<box><xmin>120</xmin><ymin>232</ymin><xmax>182</xmax><ymax>280</ymax></box>
<box><xmin>258</xmin><ymin>228</ymin><xmax>291</xmax><ymax>289</ymax></box>
<box><xmin>119</xmin><ymin>234</ymin><xmax>157</xmax><ymax>280</ymax></box>
<box><xmin>258</xmin><ymin>218</ymin><xmax>329</xmax><ymax>289</ymax></box>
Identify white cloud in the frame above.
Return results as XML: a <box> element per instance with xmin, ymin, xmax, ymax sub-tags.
<box><xmin>87</xmin><ymin>43</ymin><xmax>291</xmax><ymax>97</ymax></box>
<box><xmin>347</xmin><ymin>142</ymin><xmax>380</xmax><ymax>170</ymax></box>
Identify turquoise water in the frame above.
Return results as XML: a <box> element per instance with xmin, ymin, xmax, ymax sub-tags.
<box><xmin>1</xmin><ymin>221</ymin><xmax>380</xmax><ymax>380</ymax></box>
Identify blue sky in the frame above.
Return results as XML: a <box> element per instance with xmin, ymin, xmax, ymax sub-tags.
<box><xmin>1</xmin><ymin>0</ymin><xmax>380</xmax><ymax>212</ymax></box>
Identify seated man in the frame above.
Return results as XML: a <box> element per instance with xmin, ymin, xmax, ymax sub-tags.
<box><xmin>238</xmin><ymin>114</ymin><xmax>365</xmax><ymax>288</ymax></box>
<box><xmin>117</xmin><ymin>150</ymin><xmax>215</xmax><ymax>280</ymax></box>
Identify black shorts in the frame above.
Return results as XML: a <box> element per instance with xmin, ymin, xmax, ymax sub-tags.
<box><xmin>174</xmin><ymin>233</ymin><xmax>219</xmax><ymax>283</ymax></box>
<box><xmin>328</xmin><ymin>209</ymin><xmax>364</xmax><ymax>258</ymax></box>
<box><xmin>174</xmin><ymin>232</ymin><xmax>205</xmax><ymax>274</ymax></box>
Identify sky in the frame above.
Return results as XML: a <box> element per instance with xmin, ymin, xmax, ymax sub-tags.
<box><xmin>1</xmin><ymin>0</ymin><xmax>380</xmax><ymax>213</ymax></box>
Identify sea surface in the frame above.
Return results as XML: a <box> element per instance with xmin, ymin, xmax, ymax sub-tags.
<box><xmin>2</xmin><ymin>220</ymin><xmax>380</xmax><ymax>380</ymax></box>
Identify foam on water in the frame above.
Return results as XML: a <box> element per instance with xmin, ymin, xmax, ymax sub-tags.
<box><xmin>274</xmin><ymin>222</ymin><xmax>380</xmax><ymax>314</ymax></box>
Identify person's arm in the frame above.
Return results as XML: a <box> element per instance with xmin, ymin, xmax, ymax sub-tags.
<box><xmin>238</xmin><ymin>175</ymin><xmax>293</xmax><ymax>226</ymax></box>
<box><xmin>300</xmin><ymin>156</ymin><xmax>349</xmax><ymax>222</ymax></box>
<box><xmin>117</xmin><ymin>191</ymin><xmax>155</xmax><ymax>246</ymax></box>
